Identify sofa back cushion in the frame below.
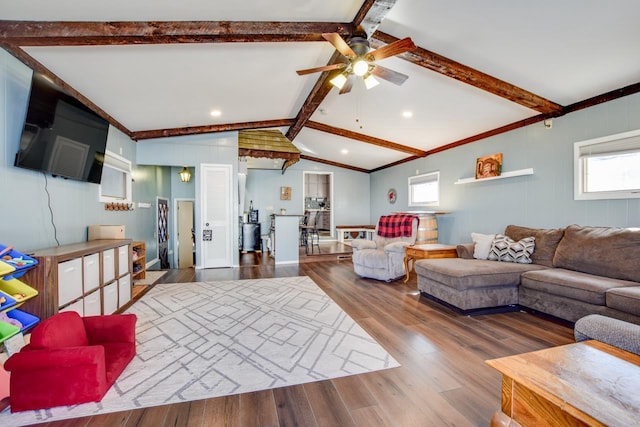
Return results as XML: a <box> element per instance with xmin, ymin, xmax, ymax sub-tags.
<box><xmin>505</xmin><ymin>225</ymin><xmax>564</xmax><ymax>267</ymax></box>
<box><xmin>553</xmin><ymin>224</ymin><xmax>640</xmax><ymax>282</ymax></box>
<box><xmin>29</xmin><ymin>311</ymin><xmax>89</xmax><ymax>349</ymax></box>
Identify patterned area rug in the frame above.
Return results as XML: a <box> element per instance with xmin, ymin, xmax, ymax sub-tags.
<box><xmin>1</xmin><ymin>276</ymin><xmax>399</xmax><ymax>426</ymax></box>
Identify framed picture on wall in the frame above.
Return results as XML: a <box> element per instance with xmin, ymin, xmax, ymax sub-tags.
<box><xmin>476</xmin><ymin>153</ymin><xmax>503</xmax><ymax>179</ymax></box>
<box><xmin>280</xmin><ymin>186</ymin><xmax>291</xmax><ymax>200</ymax></box>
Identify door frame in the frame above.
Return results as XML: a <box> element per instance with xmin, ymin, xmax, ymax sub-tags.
<box><xmin>302</xmin><ymin>171</ymin><xmax>334</xmax><ymax>240</ymax></box>
<box><xmin>173</xmin><ymin>198</ymin><xmax>195</xmax><ymax>268</ymax></box>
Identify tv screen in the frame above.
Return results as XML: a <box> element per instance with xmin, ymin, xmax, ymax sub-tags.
<box><xmin>15</xmin><ymin>72</ymin><xmax>110</xmax><ymax>184</ymax></box>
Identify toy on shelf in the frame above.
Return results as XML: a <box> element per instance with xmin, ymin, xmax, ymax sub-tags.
<box><xmin>0</xmin><ymin>244</ymin><xmax>38</xmax><ymax>280</ymax></box>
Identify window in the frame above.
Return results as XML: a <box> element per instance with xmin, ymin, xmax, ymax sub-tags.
<box><xmin>99</xmin><ymin>150</ymin><xmax>132</xmax><ymax>203</ymax></box>
<box><xmin>574</xmin><ymin>129</ymin><xmax>640</xmax><ymax>200</ymax></box>
<box><xmin>408</xmin><ymin>171</ymin><xmax>439</xmax><ymax>207</ymax></box>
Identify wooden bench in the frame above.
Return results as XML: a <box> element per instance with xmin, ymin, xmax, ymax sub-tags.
<box><xmin>336</xmin><ymin>225</ymin><xmax>375</xmax><ymax>244</ymax></box>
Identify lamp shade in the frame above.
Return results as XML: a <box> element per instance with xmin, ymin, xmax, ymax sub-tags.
<box><xmin>179</xmin><ymin>167</ymin><xmax>192</xmax><ymax>182</ymax></box>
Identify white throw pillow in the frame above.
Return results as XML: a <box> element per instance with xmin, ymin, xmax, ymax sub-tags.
<box><xmin>471</xmin><ymin>232</ymin><xmax>496</xmax><ymax>259</ymax></box>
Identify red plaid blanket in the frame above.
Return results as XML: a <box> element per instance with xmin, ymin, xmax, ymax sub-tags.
<box><xmin>377</xmin><ymin>214</ymin><xmax>419</xmax><ymax>238</ymax></box>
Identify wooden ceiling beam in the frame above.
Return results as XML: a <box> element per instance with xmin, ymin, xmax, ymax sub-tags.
<box><xmin>286</xmin><ymin>0</ymin><xmax>398</xmax><ymax>141</ymax></box>
<box><xmin>285</xmin><ymin>53</ymin><xmax>342</xmax><ymax>141</ymax></box>
<box><xmin>0</xmin><ymin>21</ymin><xmax>352</xmax><ymax>45</ymax></box>
<box><xmin>353</xmin><ymin>0</ymin><xmax>398</xmax><ymax>39</ymax></box>
<box><xmin>131</xmin><ymin>119</ymin><xmax>295</xmax><ymax>141</ymax></box>
<box><xmin>300</xmin><ymin>154</ymin><xmax>369</xmax><ymax>173</ymax></box>
<box><xmin>306</xmin><ymin>121</ymin><xmax>426</xmax><ymax>156</ymax></box>
<box><xmin>371</xmin><ymin>31</ymin><xmax>563</xmax><ymax>116</ymax></box>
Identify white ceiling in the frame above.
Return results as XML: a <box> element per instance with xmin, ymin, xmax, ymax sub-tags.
<box><xmin>2</xmin><ymin>0</ymin><xmax>640</xmax><ymax>171</ymax></box>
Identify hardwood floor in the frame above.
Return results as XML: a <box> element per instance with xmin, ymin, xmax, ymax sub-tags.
<box><xmin>33</xmin><ymin>251</ymin><xmax>575</xmax><ymax>427</ymax></box>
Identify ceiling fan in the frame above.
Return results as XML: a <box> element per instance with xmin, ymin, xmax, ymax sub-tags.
<box><xmin>296</xmin><ymin>26</ymin><xmax>416</xmax><ymax>94</ymax></box>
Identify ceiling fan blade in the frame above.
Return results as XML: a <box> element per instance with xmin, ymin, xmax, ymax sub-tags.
<box><xmin>369</xmin><ymin>37</ymin><xmax>416</xmax><ymax>61</ymax></box>
<box><xmin>371</xmin><ymin>65</ymin><xmax>409</xmax><ymax>86</ymax></box>
<box><xmin>322</xmin><ymin>33</ymin><xmax>356</xmax><ymax>58</ymax></box>
<box><xmin>339</xmin><ymin>74</ymin><xmax>355</xmax><ymax>95</ymax></box>
<box><xmin>296</xmin><ymin>63</ymin><xmax>346</xmax><ymax>76</ymax></box>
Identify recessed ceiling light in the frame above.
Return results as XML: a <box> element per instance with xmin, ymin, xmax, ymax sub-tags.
<box><xmin>210</xmin><ymin>110</ymin><xmax>222</xmax><ymax>117</ymax></box>
<box><xmin>402</xmin><ymin>111</ymin><xmax>413</xmax><ymax>118</ymax></box>
<box><xmin>341</xmin><ymin>149</ymin><xmax>349</xmax><ymax>155</ymax></box>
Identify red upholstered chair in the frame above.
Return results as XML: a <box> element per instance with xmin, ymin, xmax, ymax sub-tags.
<box><xmin>4</xmin><ymin>311</ymin><xmax>136</xmax><ymax>412</ymax></box>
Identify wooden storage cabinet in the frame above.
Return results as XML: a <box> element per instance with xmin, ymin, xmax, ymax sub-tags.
<box><xmin>132</xmin><ymin>241</ymin><xmax>146</xmax><ymax>281</ymax></box>
<box><xmin>21</xmin><ymin>240</ymin><xmax>133</xmax><ymax>320</ymax></box>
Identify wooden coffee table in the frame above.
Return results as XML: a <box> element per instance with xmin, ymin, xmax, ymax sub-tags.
<box><xmin>403</xmin><ymin>243</ymin><xmax>457</xmax><ymax>283</ymax></box>
<box><xmin>486</xmin><ymin>340</ymin><xmax>640</xmax><ymax>427</ymax></box>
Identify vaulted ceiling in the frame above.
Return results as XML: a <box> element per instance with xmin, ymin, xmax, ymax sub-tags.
<box><xmin>2</xmin><ymin>0</ymin><xmax>639</xmax><ymax>172</ymax></box>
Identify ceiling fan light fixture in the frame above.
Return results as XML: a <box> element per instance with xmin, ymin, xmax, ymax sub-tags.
<box><xmin>352</xmin><ymin>59</ymin><xmax>369</xmax><ymax>77</ymax></box>
<box><xmin>364</xmin><ymin>74</ymin><xmax>380</xmax><ymax>90</ymax></box>
<box><xmin>330</xmin><ymin>73</ymin><xmax>348</xmax><ymax>89</ymax></box>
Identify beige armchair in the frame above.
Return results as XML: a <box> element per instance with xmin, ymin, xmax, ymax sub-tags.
<box><xmin>351</xmin><ymin>216</ymin><xmax>418</xmax><ymax>281</ymax></box>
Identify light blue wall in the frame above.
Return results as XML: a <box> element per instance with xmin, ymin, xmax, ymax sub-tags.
<box><xmin>0</xmin><ymin>49</ymin><xmax>163</xmax><ymax>254</ymax></box>
<box><xmin>371</xmin><ymin>92</ymin><xmax>640</xmax><ymax>245</ymax></box>
<box><xmin>136</xmin><ymin>133</ymin><xmax>239</xmax><ymax>266</ymax></box>
<box><xmin>244</xmin><ymin>159</ymin><xmax>371</xmax><ymax>237</ymax></box>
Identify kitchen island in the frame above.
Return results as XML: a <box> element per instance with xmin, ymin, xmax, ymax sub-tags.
<box><xmin>270</xmin><ymin>214</ymin><xmax>303</xmax><ymax>264</ymax></box>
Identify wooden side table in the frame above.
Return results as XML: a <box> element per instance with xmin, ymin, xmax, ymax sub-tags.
<box><xmin>404</xmin><ymin>244</ymin><xmax>457</xmax><ymax>283</ymax></box>
<box><xmin>486</xmin><ymin>340</ymin><xmax>640</xmax><ymax>427</ymax></box>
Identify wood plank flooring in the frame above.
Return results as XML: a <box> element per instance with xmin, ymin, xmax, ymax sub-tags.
<box><xmin>23</xmin><ymin>252</ymin><xmax>575</xmax><ymax>427</ymax></box>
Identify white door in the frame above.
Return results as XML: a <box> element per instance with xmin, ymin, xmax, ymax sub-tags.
<box><xmin>201</xmin><ymin>164</ymin><xmax>232</xmax><ymax>268</ymax></box>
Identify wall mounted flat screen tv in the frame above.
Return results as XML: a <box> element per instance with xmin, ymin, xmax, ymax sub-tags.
<box><xmin>14</xmin><ymin>72</ymin><xmax>110</xmax><ymax>184</ymax></box>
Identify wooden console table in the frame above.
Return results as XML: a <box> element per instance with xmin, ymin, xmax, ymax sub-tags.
<box><xmin>403</xmin><ymin>244</ymin><xmax>457</xmax><ymax>283</ymax></box>
<box><xmin>486</xmin><ymin>340</ymin><xmax>640</xmax><ymax>427</ymax></box>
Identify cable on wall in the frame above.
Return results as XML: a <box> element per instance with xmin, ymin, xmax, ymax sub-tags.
<box><xmin>43</xmin><ymin>173</ymin><xmax>60</xmax><ymax>246</ymax></box>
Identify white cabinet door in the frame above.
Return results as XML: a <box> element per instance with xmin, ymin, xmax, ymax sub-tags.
<box><xmin>103</xmin><ymin>248</ymin><xmax>115</xmax><ymax>283</ymax></box>
<box><xmin>103</xmin><ymin>281</ymin><xmax>118</xmax><ymax>314</ymax></box>
<box><xmin>83</xmin><ymin>253</ymin><xmax>100</xmax><ymax>293</ymax></box>
<box><xmin>58</xmin><ymin>258</ymin><xmax>83</xmax><ymax>307</ymax></box>
<box><xmin>59</xmin><ymin>298</ymin><xmax>84</xmax><ymax>316</ymax></box>
<box><xmin>84</xmin><ymin>289</ymin><xmax>101</xmax><ymax>316</ymax></box>
<box><xmin>117</xmin><ymin>244</ymin><xmax>130</xmax><ymax>277</ymax></box>
<box><xmin>118</xmin><ymin>274</ymin><xmax>131</xmax><ymax>308</ymax></box>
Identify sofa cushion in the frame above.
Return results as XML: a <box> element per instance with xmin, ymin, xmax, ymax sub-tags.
<box><xmin>505</xmin><ymin>225</ymin><xmax>564</xmax><ymax>267</ymax></box>
<box><xmin>553</xmin><ymin>224</ymin><xmax>640</xmax><ymax>282</ymax></box>
<box><xmin>521</xmin><ymin>268</ymin><xmax>639</xmax><ymax>305</ymax></box>
<box><xmin>471</xmin><ymin>232</ymin><xmax>495</xmax><ymax>259</ymax></box>
<box><xmin>606</xmin><ymin>287</ymin><xmax>640</xmax><ymax>317</ymax></box>
<box><xmin>415</xmin><ymin>258</ymin><xmax>545</xmax><ymax>291</ymax></box>
<box><xmin>487</xmin><ymin>234</ymin><xmax>535</xmax><ymax>264</ymax></box>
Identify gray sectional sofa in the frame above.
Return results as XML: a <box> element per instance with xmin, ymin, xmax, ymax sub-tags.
<box><xmin>415</xmin><ymin>224</ymin><xmax>640</xmax><ymax>324</ymax></box>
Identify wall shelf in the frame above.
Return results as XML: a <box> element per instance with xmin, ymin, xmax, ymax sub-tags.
<box><xmin>455</xmin><ymin>168</ymin><xmax>534</xmax><ymax>185</ymax></box>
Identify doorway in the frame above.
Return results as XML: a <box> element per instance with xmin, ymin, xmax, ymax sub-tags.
<box><xmin>176</xmin><ymin>200</ymin><xmax>195</xmax><ymax>268</ymax></box>
<box><xmin>302</xmin><ymin>171</ymin><xmax>333</xmax><ymax>240</ymax></box>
